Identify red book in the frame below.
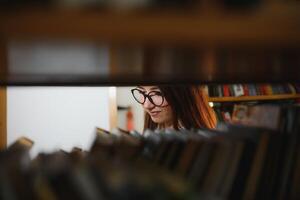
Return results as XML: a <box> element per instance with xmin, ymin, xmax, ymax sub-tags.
<box><xmin>243</xmin><ymin>84</ymin><xmax>249</xmax><ymax>96</ymax></box>
<box><xmin>223</xmin><ymin>85</ymin><xmax>230</xmax><ymax>97</ymax></box>
<box><xmin>260</xmin><ymin>85</ymin><xmax>267</xmax><ymax>95</ymax></box>
<box><xmin>263</xmin><ymin>84</ymin><xmax>268</xmax><ymax>95</ymax></box>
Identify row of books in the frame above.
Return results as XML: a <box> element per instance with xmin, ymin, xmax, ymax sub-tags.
<box><xmin>136</xmin><ymin>105</ymin><xmax>297</xmax><ymax>199</ymax></box>
<box><xmin>0</xmin><ymin>105</ymin><xmax>299</xmax><ymax>199</ymax></box>
<box><xmin>214</xmin><ymin>100</ymin><xmax>298</xmax><ymax>123</ymax></box>
<box><xmin>1</xmin><ymin>137</ymin><xmax>195</xmax><ymax>199</ymax></box>
<box><xmin>207</xmin><ymin>84</ymin><xmax>300</xmax><ymax>97</ymax></box>
<box><xmin>214</xmin><ymin>105</ymin><xmax>233</xmax><ymax>122</ymax></box>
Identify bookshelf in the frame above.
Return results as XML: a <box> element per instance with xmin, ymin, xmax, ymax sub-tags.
<box><xmin>0</xmin><ymin>40</ymin><xmax>7</xmax><ymax>150</ymax></box>
<box><xmin>0</xmin><ymin>1</ymin><xmax>300</xmax><ymax>198</ymax></box>
<box><xmin>0</xmin><ymin>2</ymin><xmax>300</xmax><ymax>85</ymax></box>
<box><xmin>207</xmin><ymin>83</ymin><xmax>300</xmax><ymax>123</ymax></box>
<box><xmin>209</xmin><ymin>94</ymin><xmax>300</xmax><ymax>102</ymax></box>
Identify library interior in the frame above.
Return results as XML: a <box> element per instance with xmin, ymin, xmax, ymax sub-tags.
<box><xmin>0</xmin><ymin>0</ymin><xmax>299</xmax><ymax>199</ymax></box>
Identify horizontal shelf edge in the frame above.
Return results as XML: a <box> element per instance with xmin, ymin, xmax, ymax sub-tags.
<box><xmin>208</xmin><ymin>94</ymin><xmax>300</xmax><ymax>102</ymax></box>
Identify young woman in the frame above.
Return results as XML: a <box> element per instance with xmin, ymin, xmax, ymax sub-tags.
<box><xmin>131</xmin><ymin>85</ymin><xmax>217</xmax><ymax>131</ymax></box>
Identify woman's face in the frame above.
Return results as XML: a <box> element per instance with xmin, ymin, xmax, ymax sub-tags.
<box><xmin>133</xmin><ymin>86</ymin><xmax>173</xmax><ymax>127</ymax></box>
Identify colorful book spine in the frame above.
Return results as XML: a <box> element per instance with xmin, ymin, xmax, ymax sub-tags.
<box><xmin>223</xmin><ymin>85</ymin><xmax>230</xmax><ymax>97</ymax></box>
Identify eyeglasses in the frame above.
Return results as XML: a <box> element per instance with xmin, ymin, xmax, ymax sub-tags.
<box><xmin>131</xmin><ymin>88</ymin><xmax>166</xmax><ymax>107</ymax></box>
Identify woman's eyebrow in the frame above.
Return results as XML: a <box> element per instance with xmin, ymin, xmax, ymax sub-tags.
<box><xmin>149</xmin><ymin>87</ymin><xmax>159</xmax><ymax>90</ymax></box>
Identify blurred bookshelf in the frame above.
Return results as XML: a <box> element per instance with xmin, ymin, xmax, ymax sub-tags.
<box><xmin>0</xmin><ymin>47</ymin><xmax>300</xmax><ymax>85</ymax></box>
<box><xmin>209</xmin><ymin>94</ymin><xmax>300</xmax><ymax>102</ymax></box>
<box><xmin>207</xmin><ymin>84</ymin><xmax>300</xmax><ymax>102</ymax></box>
<box><xmin>1</xmin><ymin>106</ymin><xmax>300</xmax><ymax>199</ymax></box>
<box><xmin>206</xmin><ymin>83</ymin><xmax>300</xmax><ymax>123</ymax></box>
<box><xmin>0</xmin><ymin>0</ymin><xmax>299</xmax><ymax>85</ymax></box>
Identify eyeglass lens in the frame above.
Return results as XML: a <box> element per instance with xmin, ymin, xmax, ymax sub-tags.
<box><xmin>132</xmin><ymin>89</ymin><xmax>164</xmax><ymax>106</ymax></box>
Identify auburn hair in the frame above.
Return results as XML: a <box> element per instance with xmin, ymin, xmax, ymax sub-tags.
<box><xmin>144</xmin><ymin>85</ymin><xmax>217</xmax><ymax>131</ymax></box>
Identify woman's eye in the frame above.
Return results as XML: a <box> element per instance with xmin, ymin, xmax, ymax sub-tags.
<box><xmin>135</xmin><ymin>89</ymin><xmax>145</xmax><ymax>94</ymax></box>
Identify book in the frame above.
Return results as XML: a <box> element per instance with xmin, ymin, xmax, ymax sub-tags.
<box><xmin>223</xmin><ymin>85</ymin><xmax>230</xmax><ymax>97</ymax></box>
<box><xmin>228</xmin><ymin>137</ymin><xmax>258</xmax><ymax>199</ymax></box>
<box><xmin>222</xmin><ymin>111</ymin><xmax>232</xmax><ymax>122</ymax></box>
<box><xmin>255</xmin><ymin>132</ymin><xmax>283</xmax><ymax>199</ymax></box>
<box><xmin>218</xmin><ymin>141</ymin><xmax>244</xmax><ymax>198</ymax></box>
<box><xmin>201</xmin><ymin>141</ymin><xmax>233</xmax><ymax>195</ymax></box>
<box><xmin>7</xmin><ymin>137</ymin><xmax>34</xmax><ymax>152</ymax></box>
<box><xmin>163</xmin><ymin>137</ymin><xmax>185</xmax><ymax>170</ymax></box>
<box><xmin>233</xmin><ymin>84</ymin><xmax>244</xmax><ymax>97</ymax></box>
<box><xmin>265</xmin><ymin>84</ymin><xmax>273</xmax><ymax>95</ymax></box>
<box><xmin>248</xmin><ymin>84</ymin><xmax>257</xmax><ymax>96</ymax></box>
<box><xmin>231</xmin><ymin>105</ymin><xmax>282</xmax><ymax>131</ymax></box>
<box><xmin>288</xmin><ymin>83</ymin><xmax>297</xmax><ymax>94</ymax></box>
<box><xmin>242</xmin><ymin>132</ymin><xmax>270</xmax><ymax>200</ymax></box>
<box><xmin>275</xmin><ymin>108</ymin><xmax>300</xmax><ymax>200</ymax></box>
<box><xmin>289</xmin><ymin>141</ymin><xmax>300</xmax><ymax>200</ymax></box>
<box><xmin>176</xmin><ymin>139</ymin><xmax>201</xmax><ymax>177</ymax></box>
<box><xmin>231</xmin><ymin>104</ymin><xmax>249</xmax><ymax>122</ymax></box>
<box><xmin>242</xmin><ymin>84</ymin><xmax>250</xmax><ymax>96</ymax></box>
<box><xmin>217</xmin><ymin>85</ymin><xmax>223</xmax><ymax>97</ymax></box>
<box><xmin>187</xmin><ymin>142</ymin><xmax>216</xmax><ymax>186</ymax></box>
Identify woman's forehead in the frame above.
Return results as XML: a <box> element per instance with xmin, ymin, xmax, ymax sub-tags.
<box><xmin>137</xmin><ymin>86</ymin><xmax>160</xmax><ymax>91</ymax></box>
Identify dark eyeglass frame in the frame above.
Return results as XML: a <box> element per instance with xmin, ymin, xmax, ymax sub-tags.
<box><xmin>131</xmin><ymin>88</ymin><xmax>166</xmax><ymax>107</ymax></box>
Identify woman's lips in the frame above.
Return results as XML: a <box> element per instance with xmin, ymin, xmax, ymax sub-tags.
<box><xmin>150</xmin><ymin>111</ymin><xmax>161</xmax><ymax>117</ymax></box>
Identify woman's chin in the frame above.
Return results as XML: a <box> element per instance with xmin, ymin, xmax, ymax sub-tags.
<box><xmin>151</xmin><ymin>116</ymin><xmax>162</xmax><ymax>123</ymax></box>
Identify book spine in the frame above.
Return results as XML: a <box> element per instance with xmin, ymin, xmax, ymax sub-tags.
<box><xmin>243</xmin><ymin>84</ymin><xmax>250</xmax><ymax>96</ymax></box>
<box><xmin>223</xmin><ymin>85</ymin><xmax>230</xmax><ymax>97</ymax></box>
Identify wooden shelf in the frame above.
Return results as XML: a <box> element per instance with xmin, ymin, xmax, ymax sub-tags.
<box><xmin>208</xmin><ymin>94</ymin><xmax>300</xmax><ymax>102</ymax></box>
<box><xmin>0</xmin><ymin>88</ymin><xmax>6</xmax><ymax>149</ymax></box>
<box><xmin>1</xmin><ymin>72</ymin><xmax>299</xmax><ymax>86</ymax></box>
<box><xmin>0</xmin><ymin>3</ymin><xmax>300</xmax><ymax>46</ymax></box>
<box><xmin>0</xmin><ymin>4</ymin><xmax>299</xmax><ymax>85</ymax></box>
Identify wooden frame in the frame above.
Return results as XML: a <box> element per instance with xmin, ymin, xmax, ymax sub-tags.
<box><xmin>0</xmin><ymin>40</ymin><xmax>7</xmax><ymax>149</ymax></box>
<box><xmin>108</xmin><ymin>47</ymin><xmax>117</xmax><ymax>130</ymax></box>
<box><xmin>0</xmin><ymin>88</ymin><xmax>6</xmax><ymax>149</ymax></box>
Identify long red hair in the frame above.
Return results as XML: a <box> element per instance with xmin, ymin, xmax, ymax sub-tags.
<box><xmin>144</xmin><ymin>85</ymin><xmax>217</xmax><ymax>131</ymax></box>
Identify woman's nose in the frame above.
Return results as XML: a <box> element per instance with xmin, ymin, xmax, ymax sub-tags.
<box><xmin>143</xmin><ymin>97</ymin><xmax>155</xmax><ymax>109</ymax></box>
